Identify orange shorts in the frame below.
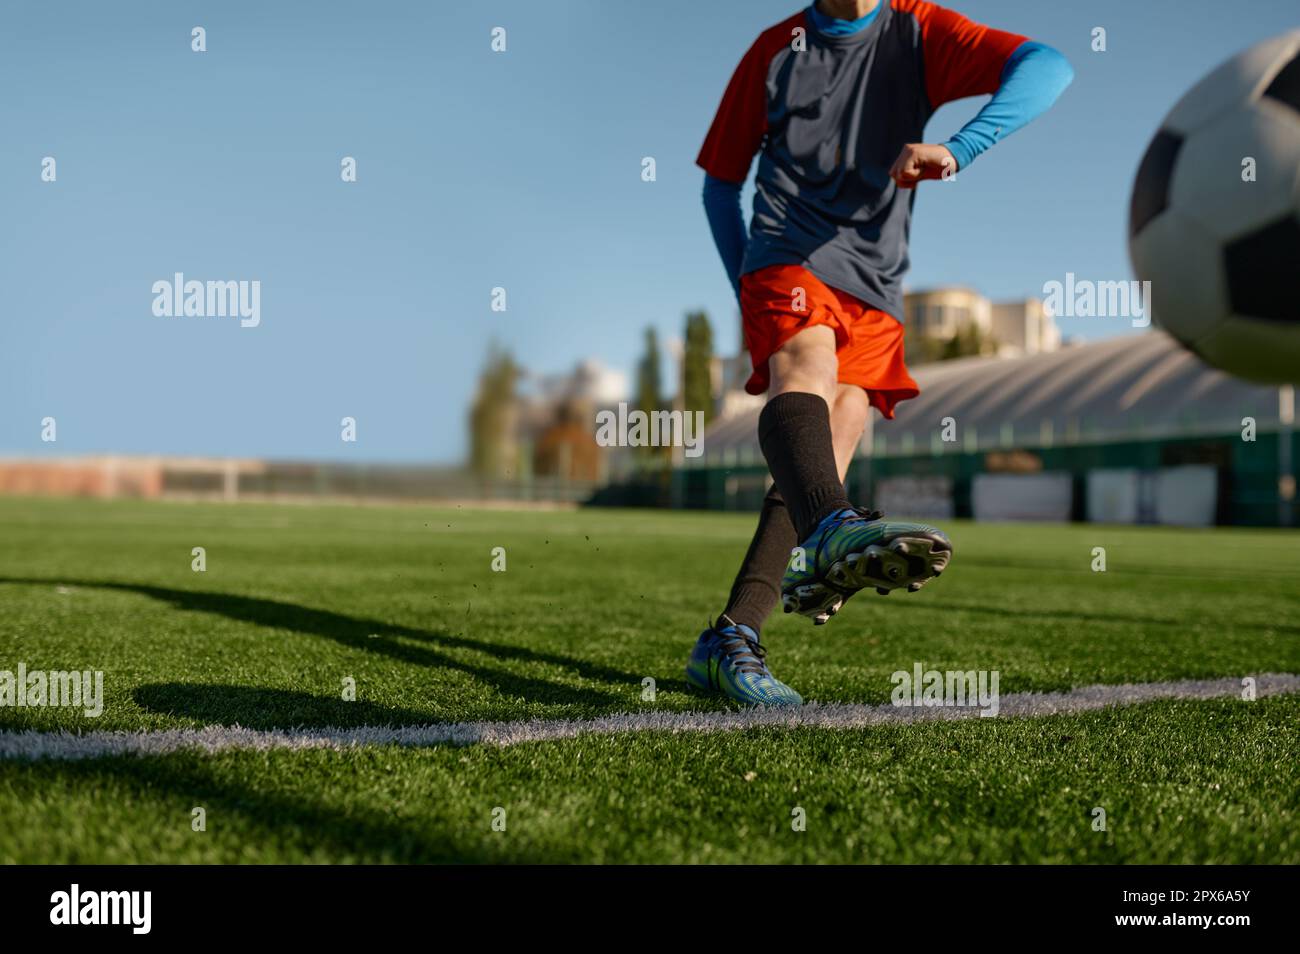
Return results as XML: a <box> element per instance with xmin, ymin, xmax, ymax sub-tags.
<box><xmin>740</xmin><ymin>264</ymin><xmax>919</xmax><ymax>419</ymax></box>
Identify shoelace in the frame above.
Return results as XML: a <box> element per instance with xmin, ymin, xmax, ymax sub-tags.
<box><xmin>716</xmin><ymin>630</ymin><xmax>769</xmax><ymax>676</ymax></box>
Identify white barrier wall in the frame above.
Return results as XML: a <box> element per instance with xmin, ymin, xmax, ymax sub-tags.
<box><xmin>874</xmin><ymin>475</ymin><xmax>955</xmax><ymax>520</ymax></box>
<box><xmin>1086</xmin><ymin>469</ymin><xmax>1141</xmax><ymax>523</ymax></box>
<box><xmin>878</xmin><ymin>467</ymin><xmax>1217</xmax><ymax>525</ymax></box>
<box><xmin>972</xmin><ymin>473</ymin><xmax>1073</xmax><ymax>522</ymax></box>
<box><xmin>1153</xmin><ymin>465</ymin><xmax>1218</xmax><ymax>526</ymax></box>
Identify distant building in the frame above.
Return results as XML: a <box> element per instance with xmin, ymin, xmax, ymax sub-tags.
<box><xmin>903</xmin><ymin>287</ymin><xmax>1060</xmax><ymax>362</ymax></box>
<box><xmin>517</xmin><ymin>358</ymin><xmax>628</xmax><ymax>482</ymax></box>
<box><xmin>991</xmin><ymin>298</ymin><xmax>1061</xmax><ymax>357</ymax></box>
<box><xmin>528</xmin><ymin>359</ymin><xmax>627</xmax><ymax>411</ymax></box>
<box><xmin>904</xmin><ymin>286</ymin><xmax>988</xmax><ymax>344</ymax></box>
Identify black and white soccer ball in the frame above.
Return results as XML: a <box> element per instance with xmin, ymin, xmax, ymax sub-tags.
<box><xmin>1128</xmin><ymin>30</ymin><xmax>1300</xmax><ymax>384</ymax></box>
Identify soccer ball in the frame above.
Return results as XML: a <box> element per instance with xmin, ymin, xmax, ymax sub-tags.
<box><xmin>1128</xmin><ymin>30</ymin><xmax>1300</xmax><ymax>384</ymax></box>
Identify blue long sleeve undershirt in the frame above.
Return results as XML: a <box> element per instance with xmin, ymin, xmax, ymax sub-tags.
<box><xmin>702</xmin><ymin>174</ymin><xmax>747</xmax><ymax>299</ymax></box>
<box><xmin>941</xmin><ymin>41</ymin><xmax>1074</xmax><ymax>172</ymax></box>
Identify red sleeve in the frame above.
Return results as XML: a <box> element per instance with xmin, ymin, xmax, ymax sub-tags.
<box><xmin>901</xmin><ymin>0</ymin><xmax>1027</xmax><ymax>110</ymax></box>
<box><xmin>696</xmin><ymin>16</ymin><xmax>801</xmax><ymax>184</ymax></box>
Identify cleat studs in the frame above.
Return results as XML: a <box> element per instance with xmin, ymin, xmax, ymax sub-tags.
<box><xmin>876</xmin><ymin>587</ymin><xmax>890</xmax><ymax>596</ymax></box>
<box><xmin>908</xmin><ymin>581</ymin><xmax>923</xmax><ymax>592</ymax></box>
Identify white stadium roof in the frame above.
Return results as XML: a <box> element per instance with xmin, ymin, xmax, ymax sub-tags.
<box><xmin>702</xmin><ymin>332</ymin><xmax>1289</xmax><ymax>460</ymax></box>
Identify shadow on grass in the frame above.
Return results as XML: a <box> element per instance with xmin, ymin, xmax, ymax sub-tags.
<box><xmin>0</xmin><ymin>577</ymin><xmax>648</xmax><ymax>710</ymax></box>
<box><xmin>134</xmin><ymin>683</ymin><xmax>440</xmax><ymax>729</ymax></box>
<box><xmin>2</xmin><ymin>754</ymin><xmax>548</xmax><ymax>864</ymax></box>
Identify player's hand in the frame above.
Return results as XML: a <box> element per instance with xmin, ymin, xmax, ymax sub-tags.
<box><xmin>888</xmin><ymin>143</ymin><xmax>958</xmax><ymax>189</ymax></box>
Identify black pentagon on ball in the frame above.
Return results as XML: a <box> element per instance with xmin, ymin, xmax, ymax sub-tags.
<box><xmin>1263</xmin><ymin>51</ymin><xmax>1300</xmax><ymax>115</ymax></box>
<box><xmin>1129</xmin><ymin>130</ymin><xmax>1183</xmax><ymax>237</ymax></box>
<box><xmin>1224</xmin><ymin>213</ymin><xmax>1300</xmax><ymax>323</ymax></box>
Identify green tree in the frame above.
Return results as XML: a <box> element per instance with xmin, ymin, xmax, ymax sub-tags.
<box><xmin>910</xmin><ymin>323</ymin><xmax>996</xmax><ymax>364</ymax></box>
<box><xmin>683</xmin><ymin>310</ymin><xmax>716</xmax><ymax>427</ymax></box>
<box><xmin>468</xmin><ymin>342</ymin><xmax>521</xmax><ymax>479</ymax></box>
<box><xmin>634</xmin><ymin>326</ymin><xmax>666</xmax><ymax>462</ymax></box>
<box><xmin>635</xmin><ymin>326</ymin><xmax>663</xmax><ymax>416</ymax></box>
<box><xmin>939</xmin><ymin>322</ymin><xmax>994</xmax><ymax>361</ymax></box>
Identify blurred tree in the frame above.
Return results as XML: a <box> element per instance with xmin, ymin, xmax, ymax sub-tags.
<box><xmin>636</xmin><ymin>327</ymin><xmax>662</xmax><ymax>414</ymax></box>
<box><xmin>468</xmin><ymin>341</ymin><xmax>521</xmax><ymax>479</ymax></box>
<box><xmin>939</xmin><ymin>322</ymin><xmax>995</xmax><ymax>361</ymax></box>
<box><xmin>910</xmin><ymin>323</ymin><xmax>997</xmax><ymax>364</ymax></box>
<box><xmin>683</xmin><ymin>310</ymin><xmax>716</xmax><ymax>427</ymax></box>
<box><xmin>634</xmin><ymin>326</ymin><xmax>668</xmax><ymax>463</ymax></box>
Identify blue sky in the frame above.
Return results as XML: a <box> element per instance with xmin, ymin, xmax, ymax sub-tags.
<box><xmin>2</xmin><ymin>0</ymin><xmax>1297</xmax><ymax>463</ymax></box>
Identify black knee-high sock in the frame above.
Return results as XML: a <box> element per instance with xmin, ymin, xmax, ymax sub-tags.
<box><xmin>758</xmin><ymin>392</ymin><xmax>851</xmax><ymax>540</ymax></box>
<box><xmin>721</xmin><ymin>484</ymin><xmax>798</xmax><ymax>634</ymax></box>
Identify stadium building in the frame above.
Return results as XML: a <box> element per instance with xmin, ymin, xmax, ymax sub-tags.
<box><xmin>902</xmin><ymin>286</ymin><xmax>1062</xmax><ymax>361</ymax></box>
<box><xmin>680</xmin><ymin>331</ymin><xmax>1297</xmax><ymax>527</ymax></box>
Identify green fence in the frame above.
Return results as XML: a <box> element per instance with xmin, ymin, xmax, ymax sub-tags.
<box><xmin>648</xmin><ymin>430</ymin><xmax>1299</xmax><ymax>526</ymax></box>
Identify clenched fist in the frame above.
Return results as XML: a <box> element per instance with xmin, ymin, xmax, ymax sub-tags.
<box><xmin>888</xmin><ymin>143</ymin><xmax>958</xmax><ymax>189</ymax></box>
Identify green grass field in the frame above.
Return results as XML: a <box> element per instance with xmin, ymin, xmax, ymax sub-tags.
<box><xmin>1</xmin><ymin>496</ymin><xmax>1298</xmax><ymax>863</ymax></box>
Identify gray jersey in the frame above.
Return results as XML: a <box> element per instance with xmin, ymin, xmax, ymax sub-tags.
<box><xmin>697</xmin><ymin>1</ymin><xmax>1025</xmax><ymax>319</ymax></box>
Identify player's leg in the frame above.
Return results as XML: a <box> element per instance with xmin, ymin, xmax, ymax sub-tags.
<box><xmin>780</xmin><ymin>336</ymin><xmax>952</xmax><ymax>624</ymax></box>
<box><xmin>685</xmin><ymin>268</ymin><xmax>948</xmax><ymax>701</ymax></box>
<box><xmin>685</xmin><ymin>470</ymin><xmax>802</xmax><ymax>705</ymax></box>
<box><xmin>716</xmin><ymin>383</ymin><xmax>869</xmax><ymax>632</ymax></box>
<box><xmin>717</xmin><ymin>353</ymin><xmax>863</xmax><ymax>624</ymax></box>
<box><xmin>685</xmin><ymin>269</ymin><xmax>850</xmax><ymax>705</ymax></box>
<box><xmin>759</xmin><ymin>324</ymin><xmax>855</xmax><ymax>541</ymax></box>
<box><xmin>829</xmin><ymin>382</ymin><xmax>871</xmax><ymax>479</ymax></box>
<box><xmin>685</xmin><ymin>385</ymin><xmax>871</xmax><ymax>707</ymax></box>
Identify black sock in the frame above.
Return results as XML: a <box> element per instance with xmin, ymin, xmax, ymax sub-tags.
<box><xmin>758</xmin><ymin>392</ymin><xmax>851</xmax><ymax>540</ymax></box>
<box><xmin>721</xmin><ymin>484</ymin><xmax>798</xmax><ymax>635</ymax></box>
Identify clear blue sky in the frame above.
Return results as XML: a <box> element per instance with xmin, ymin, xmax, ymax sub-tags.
<box><xmin>2</xmin><ymin>0</ymin><xmax>1297</xmax><ymax>463</ymax></box>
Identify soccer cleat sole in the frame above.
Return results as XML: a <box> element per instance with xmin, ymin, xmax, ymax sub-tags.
<box><xmin>782</xmin><ymin>534</ymin><xmax>952</xmax><ymax>623</ymax></box>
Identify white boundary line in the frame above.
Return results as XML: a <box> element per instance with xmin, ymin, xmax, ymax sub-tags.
<box><xmin>1</xmin><ymin>674</ymin><xmax>1295</xmax><ymax>761</ymax></box>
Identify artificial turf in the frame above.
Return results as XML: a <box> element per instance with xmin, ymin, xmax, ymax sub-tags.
<box><xmin>0</xmin><ymin>496</ymin><xmax>1297</xmax><ymax>863</ymax></box>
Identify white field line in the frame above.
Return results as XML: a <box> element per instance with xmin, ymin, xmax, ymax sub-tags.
<box><xmin>1</xmin><ymin>674</ymin><xmax>1296</xmax><ymax>761</ymax></box>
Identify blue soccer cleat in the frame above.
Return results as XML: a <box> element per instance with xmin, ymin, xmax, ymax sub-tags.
<box><xmin>685</xmin><ymin>618</ymin><xmax>803</xmax><ymax>707</ymax></box>
<box><xmin>782</xmin><ymin>507</ymin><xmax>952</xmax><ymax>625</ymax></box>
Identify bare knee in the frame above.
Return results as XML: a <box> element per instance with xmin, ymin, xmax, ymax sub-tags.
<box><xmin>768</xmin><ymin>325</ymin><xmax>838</xmax><ymax>404</ymax></box>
